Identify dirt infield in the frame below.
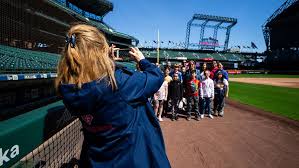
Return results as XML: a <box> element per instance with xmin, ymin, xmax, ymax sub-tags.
<box><xmin>230</xmin><ymin>78</ymin><xmax>299</xmax><ymax>88</ymax></box>
<box><xmin>160</xmin><ymin>101</ymin><xmax>299</xmax><ymax>168</ymax></box>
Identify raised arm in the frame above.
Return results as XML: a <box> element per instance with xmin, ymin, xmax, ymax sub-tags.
<box><xmin>119</xmin><ymin>48</ymin><xmax>164</xmax><ymax>104</ymax></box>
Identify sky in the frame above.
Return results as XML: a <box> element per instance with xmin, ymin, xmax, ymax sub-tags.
<box><xmin>104</xmin><ymin>0</ymin><xmax>285</xmax><ymax>52</ymax></box>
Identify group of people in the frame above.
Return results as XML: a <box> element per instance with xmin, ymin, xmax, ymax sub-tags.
<box><xmin>153</xmin><ymin>60</ymin><xmax>229</xmax><ymax>121</ymax></box>
<box><xmin>57</xmin><ymin>23</ymin><xmax>230</xmax><ymax>167</ymax></box>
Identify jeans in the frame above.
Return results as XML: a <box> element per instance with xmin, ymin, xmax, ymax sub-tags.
<box><xmin>214</xmin><ymin>94</ymin><xmax>225</xmax><ymax>115</ymax></box>
<box><xmin>187</xmin><ymin>96</ymin><xmax>199</xmax><ymax>117</ymax></box>
<box><xmin>171</xmin><ymin>98</ymin><xmax>180</xmax><ymax>118</ymax></box>
<box><xmin>201</xmin><ymin>97</ymin><xmax>211</xmax><ymax>115</ymax></box>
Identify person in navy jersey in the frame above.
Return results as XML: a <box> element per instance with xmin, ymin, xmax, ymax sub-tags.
<box><xmin>56</xmin><ymin>24</ymin><xmax>171</xmax><ymax>168</ymax></box>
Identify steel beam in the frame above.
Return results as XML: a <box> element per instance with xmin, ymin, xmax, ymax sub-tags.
<box><xmin>185</xmin><ymin>14</ymin><xmax>237</xmax><ymax>50</ymax></box>
<box><xmin>190</xmin><ymin>24</ymin><xmax>226</xmax><ymax>29</ymax></box>
<box><xmin>200</xmin><ymin>21</ymin><xmax>209</xmax><ymax>49</ymax></box>
<box><xmin>185</xmin><ymin>20</ymin><xmax>193</xmax><ymax>48</ymax></box>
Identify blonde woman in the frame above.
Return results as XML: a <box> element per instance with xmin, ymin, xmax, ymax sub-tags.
<box><xmin>56</xmin><ymin>24</ymin><xmax>171</xmax><ymax>168</ymax></box>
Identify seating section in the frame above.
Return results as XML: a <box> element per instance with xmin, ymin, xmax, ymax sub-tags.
<box><xmin>142</xmin><ymin>49</ymin><xmax>245</xmax><ymax>62</ymax></box>
<box><xmin>0</xmin><ymin>44</ymin><xmax>246</xmax><ymax>74</ymax></box>
<box><xmin>0</xmin><ymin>45</ymin><xmax>60</xmax><ymax>73</ymax></box>
<box><xmin>0</xmin><ymin>44</ymin><xmax>138</xmax><ymax>74</ymax></box>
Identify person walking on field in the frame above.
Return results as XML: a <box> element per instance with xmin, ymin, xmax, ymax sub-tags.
<box><xmin>214</xmin><ymin>71</ymin><xmax>229</xmax><ymax>117</ymax></box>
<box><xmin>56</xmin><ymin>24</ymin><xmax>171</xmax><ymax>168</ymax></box>
<box><xmin>168</xmin><ymin>73</ymin><xmax>184</xmax><ymax>121</ymax></box>
<box><xmin>200</xmin><ymin>70</ymin><xmax>214</xmax><ymax>119</ymax></box>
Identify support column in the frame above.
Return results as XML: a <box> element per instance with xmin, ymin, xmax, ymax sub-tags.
<box><xmin>185</xmin><ymin>20</ymin><xmax>192</xmax><ymax>49</ymax></box>
<box><xmin>224</xmin><ymin>26</ymin><xmax>232</xmax><ymax>51</ymax></box>
<box><xmin>199</xmin><ymin>21</ymin><xmax>209</xmax><ymax>49</ymax></box>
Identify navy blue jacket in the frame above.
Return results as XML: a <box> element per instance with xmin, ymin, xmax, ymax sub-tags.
<box><xmin>169</xmin><ymin>70</ymin><xmax>183</xmax><ymax>82</ymax></box>
<box><xmin>59</xmin><ymin>59</ymin><xmax>171</xmax><ymax>168</ymax></box>
<box><xmin>214</xmin><ymin>69</ymin><xmax>229</xmax><ymax>81</ymax></box>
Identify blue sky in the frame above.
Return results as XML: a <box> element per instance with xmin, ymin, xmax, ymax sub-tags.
<box><xmin>104</xmin><ymin>0</ymin><xmax>285</xmax><ymax>52</ymax></box>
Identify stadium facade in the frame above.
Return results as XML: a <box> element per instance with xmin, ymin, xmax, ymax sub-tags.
<box><xmin>263</xmin><ymin>0</ymin><xmax>299</xmax><ymax>71</ymax></box>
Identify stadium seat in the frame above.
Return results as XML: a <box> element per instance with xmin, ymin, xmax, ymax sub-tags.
<box><xmin>0</xmin><ymin>45</ymin><xmax>60</xmax><ymax>73</ymax></box>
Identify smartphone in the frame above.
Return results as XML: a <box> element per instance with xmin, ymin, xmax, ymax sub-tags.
<box><xmin>114</xmin><ymin>48</ymin><xmax>131</xmax><ymax>59</ymax></box>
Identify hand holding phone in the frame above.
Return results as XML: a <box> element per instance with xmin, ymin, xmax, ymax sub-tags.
<box><xmin>129</xmin><ymin>47</ymin><xmax>145</xmax><ymax>62</ymax></box>
<box><xmin>109</xmin><ymin>44</ymin><xmax>120</xmax><ymax>58</ymax></box>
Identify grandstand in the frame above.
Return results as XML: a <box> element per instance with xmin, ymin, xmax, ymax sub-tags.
<box><xmin>0</xmin><ymin>44</ymin><xmax>60</xmax><ymax>74</ymax></box>
<box><xmin>143</xmin><ymin>50</ymin><xmax>245</xmax><ymax>62</ymax></box>
<box><xmin>262</xmin><ymin>0</ymin><xmax>299</xmax><ymax>71</ymax></box>
<box><xmin>0</xmin><ymin>0</ymin><xmax>139</xmax><ymax>74</ymax></box>
<box><xmin>140</xmin><ymin>48</ymin><xmax>249</xmax><ymax>69</ymax></box>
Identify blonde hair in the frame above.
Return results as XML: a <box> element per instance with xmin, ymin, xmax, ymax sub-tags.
<box><xmin>55</xmin><ymin>24</ymin><xmax>117</xmax><ymax>93</ymax></box>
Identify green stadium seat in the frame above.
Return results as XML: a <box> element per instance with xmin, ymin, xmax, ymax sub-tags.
<box><xmin>0</xmin><ymin>45</ymin><xmax>60</xmax><ymax>73</ymax></box>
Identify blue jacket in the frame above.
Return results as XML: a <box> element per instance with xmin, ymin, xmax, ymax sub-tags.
<box><xmin>214</xmin><ymin>69</ymin><xmax>229</xmax><ymax>81</ymax></box>
<box><xmin>59</xmin><ymin>59</ymin><xmax>171</xmax><ymax>168</ymax></box>
<box><xmin>185</xmin><ymin>69</ymin><xmax>201</xmax><ymax>81</ymax></box>
<box><xmin>169</xmin><ymin>70</ymin><xmax>183</xmax><ymax>82</ymax></box>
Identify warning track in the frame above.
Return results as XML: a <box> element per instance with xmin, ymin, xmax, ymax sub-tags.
<box><xmin>161</xmin><ymin>100</ymin><xmax>299</xmax><ymax>168</ymax></box>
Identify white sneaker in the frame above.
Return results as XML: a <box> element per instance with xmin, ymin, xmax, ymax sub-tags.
<box><xmin>158</xmin><ymin>117</ymin><xmax>163</xmax><ymax>122</ymax></box>
<box><xmin>208</xmin><ymin>114</ymin><xmax>214</xmax><ymax>119</ymax></box>
<box><xmin>200</xmin><ymin>114</ymin><xmax>204</xmax><ymax>119</ymax></box>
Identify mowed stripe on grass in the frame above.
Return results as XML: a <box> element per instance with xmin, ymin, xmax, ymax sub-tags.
<box><xmin>229</xmin><ymin>81</ymin><xmax>299</xmax><ymax>121</ymax></box>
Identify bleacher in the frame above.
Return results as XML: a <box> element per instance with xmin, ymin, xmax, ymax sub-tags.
<box><xmin>142</xmin><ymin>49</ymin><xmax>245</xmax><ymax>62</ymax></box>
<box><xmin>0</xmin><ymin>45</ymin><xmax>60</xmax><ymax>74</ymax></box>
<box><xmin>0</xmin><ymin>43</ymin><xmax>248</xmax><ymax>76</ymax></box>
<box><xmin>0</xmin><ymin>45</ymin><xmax>139</xmax><ymax>77</ymax></box>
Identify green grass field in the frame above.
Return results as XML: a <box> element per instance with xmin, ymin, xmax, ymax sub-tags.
<box><xmin>230</xmin><ymin>74</ymin><xmax>299</xmax><ymax>78</ymax></box>
<box><xmin>229</xmin><ymin>81</ymin><xmax>299</xmax><ymax>121</ymax></box>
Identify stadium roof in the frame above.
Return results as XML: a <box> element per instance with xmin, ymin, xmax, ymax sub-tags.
<box><xmin>45</xmin><ymin>0</ymin><xmax>138</xmax><ymax>45</ymax></box>
<box><xmin>264</xmin><ymin>0</ymin><xmax>298</xmax><ymax>27</ymax></box>
<box><xmin>263</xmin><ymin>0</ymin><xmax>299</xmax><ymax>49</ymax></box>
<box><xmin>67</xmin><ymin>0</ymin><xmax>113</xmax><ymax>16</ymax></box>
